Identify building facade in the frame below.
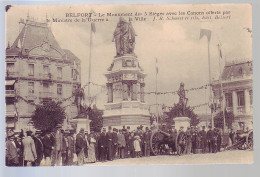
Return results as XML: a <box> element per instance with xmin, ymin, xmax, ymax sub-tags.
<box><xmin>5</xmin><ymin>17</ymin><xmax>81</xmax><ymax>132</ymax></box>
<box><xmin>212</xmin><ymin>60</ymin><xmax>253</xmax><ymax>131</ymax></box>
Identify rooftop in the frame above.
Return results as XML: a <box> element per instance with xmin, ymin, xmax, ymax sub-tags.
<box><xmin>6</xmin><ymin>18</ymin><xmax>80</xmax><ymax>64</ymax></box>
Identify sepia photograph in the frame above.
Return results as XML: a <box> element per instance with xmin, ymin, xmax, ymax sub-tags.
<box><xmin>4</xmin><ymin>4</ymin><xmax>253</xmax><ymax>167</ymax></box>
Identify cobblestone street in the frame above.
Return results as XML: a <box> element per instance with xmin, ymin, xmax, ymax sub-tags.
<box><xmin>87</xmin><ymin>150</ymin><xmax>253</xmax><ymax>166</ymax></box>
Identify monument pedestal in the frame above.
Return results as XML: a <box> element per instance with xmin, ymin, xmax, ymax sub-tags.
<box><xmin>173</xmin><ymin>117</ymin><xmax>190</xmax><ymax>131</ymax></box>
<box><xmin>103</xmin><ymin>54</ymin><xmax>150</xmax><ymax>130</ymax></box>
<box><xmin>71</xmin><ymin>117</ymin><xmax>91</xmax><ymax>134</ymax></box>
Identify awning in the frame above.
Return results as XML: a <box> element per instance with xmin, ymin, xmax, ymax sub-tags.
<box><xmin>5</xmin><ymin>80</ymin><xmax>16</xmax><ymax>86</ymax></box>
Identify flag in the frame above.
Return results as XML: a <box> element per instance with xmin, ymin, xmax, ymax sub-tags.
<box><xmin>91</xmin><ymin>22</ymin><xmax>96</xmax><ymax>33</ymax></box>
<box><xmin>155</xmin><ymin>58</ymin><xmax>159</xmax><ymax>74</ymax></box>
<box><xmin>200</xmin><ymin>29</ymin><xmax>211</xmax><ymax>42</ymax></box>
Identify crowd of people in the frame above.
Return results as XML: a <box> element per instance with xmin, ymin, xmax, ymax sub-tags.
<box><xmin>6</xmin><ymin>123</ymin><xmax>241</xmax><ymax>166</ymax></box>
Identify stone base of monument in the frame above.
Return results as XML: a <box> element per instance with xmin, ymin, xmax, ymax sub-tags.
<box><xmin>71</xmin><ymin>117</ymin><xmax>91</xmax><ymax>134</ymax></box>
<box><xmin>173</xmin><ymin>117</ymin><xmax>191</xmax><ymax>131</ymax></box>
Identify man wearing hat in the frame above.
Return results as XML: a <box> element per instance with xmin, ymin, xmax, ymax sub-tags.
<box><xmin>55</xmin><ymin>125</ymin><xmax>64</xmax><ymax>166</ymax></box>
<box><xmin>177</xmin><ymin>126</ymin><xmax>185</xmax><ymax>155</ymax></box>
<box><xmin>99</xmin><ymin>128</ymin><xmax>108</xmax><ymax>162</ymax></box>
<box><xmin>229</xmin><ymin>128</ymin><xmax>236</xmax><ymax>145</ymax></box>
<box><xmin>106</xmin><ymin>126</ymin><xmax>113</xmax><ymax>160</ymax></box>
<box><xmin>143</xmin><ymin>127</ymin><xmax>151</xmax><ymax>157</ymax></box>
<box><xmin>112</xmin><ymin>128</ymin><xmax>118</xmax><ymax>159</ymax></box>
<box><xmin>207</xmin><ymin>125</ymin><xmax>215</xmax><ymax>153</ymax></box>
<box><xmin>66</xmin><ymin>130</ymin><xmax>75</xmax><ymax>166</ymax></box>
<box><xmin>42</xmin><ymin>130</ymin><xmax>53</xmax><ymax>166</ymax></box>
<box><xmin>75</xmin><ymin>128</ymin><xmax>86</xmax><ymax>165</ymax></box>
<box><xmin>169</xmin><ymin>125</ymin><xmax>177</xmax><ymax>154</ymax></box>
<box><xmin>6</xmin><ymin>130</ymin><xmax>19</xmax><ymax>166</ymax></box>
<box><xmin>32</xmin><ymin>130</ymin><xmax>44</xmax><ymax>166</ymax></box>
<box><xmin>199</xmin><ymin>126</ymin><xmax>207</xmax><ymax>153</ymax></box>
<box><xmin>22</xmin><ymin>130</ymin><xmax>37</xmax><ymax>166</ymax></box>
<box><xmin>124</xmin><ymin>126</ymin><xmax>131</xmax><ymax>158</ymax></box>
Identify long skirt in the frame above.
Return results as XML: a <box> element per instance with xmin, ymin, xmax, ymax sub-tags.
<box><xmin>86</xmin><ymin>143</ymin><xmax>96</xmax><ymax>163</ymax></box>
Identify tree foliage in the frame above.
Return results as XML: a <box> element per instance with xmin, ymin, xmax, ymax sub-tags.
<box><xmin>214</xmin><ymin>110</ymin><xmax>234</xmax><ymax>129</ymax></box>
<box><xmin>88</xmin><ymin>106</ymin><xmax>103</xmax><ymax>132</ymax></box>
<box><xmin>167</xmin><ymin>103</ymin><xmax>200</xmax><ymax>126</ymax></box>
<box><xmin>31</xmin><ymin>101</ymin><xmax>66</xmax><ymax>131</ymax></box>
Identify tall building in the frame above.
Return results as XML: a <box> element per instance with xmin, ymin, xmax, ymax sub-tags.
<box><xmin>103</xmin><ymin>18</ymin><xmax>150</xmax><ymax>130</ymax></box>
<box><xmin>211</xmin><ymin>60</ymin><xmax>253</xmax><ymax>131</ymax></box>
<box><xmin>5</xmin><ymin>17</ymin><xmax>81</xmax><ymax>132</ymax></box>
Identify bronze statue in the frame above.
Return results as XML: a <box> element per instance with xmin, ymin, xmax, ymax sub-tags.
<box><xmin>177</xmin><ymin>82</ymin><xmax>188</xmax><ymax>116</ymax></box>
<box><xmin>113</xmin><ymin>17</ymin><xmax>136</xmax><ymax>57</ymax></box>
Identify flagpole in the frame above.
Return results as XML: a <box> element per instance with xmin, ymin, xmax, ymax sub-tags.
<box><xmin>155</xmin><ymin>58</ymin><xmax>159</xmax><ymax>126</ymax></box>
<box><xmin>207</xmin><ymin>39</ymin><xmax>214</xmax><ymax>128</ymax></box>
<box><xmin>218</xmin><ymin>43</ymin><xmax>225</xmax><ymax>132</ymax></box>
<box><xmin>87</xmin><ymin>23</ymin><xmax>93</xmax><ymax>131</ymax></box>
<box><xmin>88</xmin><ymin>25</ymin><xmax>92</xmax><ymax>101</ymax></box>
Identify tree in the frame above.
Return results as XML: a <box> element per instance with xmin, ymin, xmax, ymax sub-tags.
<box><xmin>167</xmin><ymin>103</ymin><xmax>200</xmax><ymax>126</ymax></box>
<box><xmin>214</xmin><ymin>110</ymin><xmax>234</xmax><ymax>129</ymax></box>
<box><xmin>88</xmin><ymin>105</ymin><xmax>103</xmax><ymax>132</ymax></box>
<box><xmin>31</xmin><ymin>101</ymin><xmax>66</xmax><ymax>132</ymax></box>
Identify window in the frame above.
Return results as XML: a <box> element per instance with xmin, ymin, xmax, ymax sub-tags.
<box><xmin>28</xmin><ymin>100</ymin><xmax>35</xmax><ymax>114</ymax></box>
<box><xmin>57</xmin><ymin>67</ymin><xmax>62</xmax><ymax>79</ymax></box>
<box><xmin>7</xmin><ymin>63</ymin><xmax>14</xmax><ymax>73</ymax></box>
<box><xmin>28</xmin><ymin>82</ymin><xmax>34</xmax><ymax>94</ymax></box>
<box><xmin>249</xmin><ymin>90</ymin><xmax>253</xmax><ymax>105</ymax></box>
<box><xmin>43</xmin><ymin>82</ymin><xmax>49</xmax><ymax>92</ymax></box>
<box><xmin>43</xmin><ymin>65</ymin><xmax>50</xmax><ymax>75</ymax></box>
<box><xmin>57</xmin><ymin>84</ymin><xmax>62</xmax><ymax>95</ymax></box>
<box><xmin>6</xmin><ymin>97</ymin><xmax>15</xmax><ymax>105</ymax></box>
<box><xmin>28</xmin><ymin>64</ymin><xmax>34</xmax><ymax>76</ymax></box>
<box><xmin>72</xmin><ymin>69</ymin><xmax>78</xmax><ymax>80</ymax></box>
<box><xmin>225</xmin><ymin>92</ymin><xmax>233</xmax><ymax>108</ymax></box>
<box><xmin>237</xmin><ymin>91</ymin><xmax>245</xmax><ymax>107</ymax></box>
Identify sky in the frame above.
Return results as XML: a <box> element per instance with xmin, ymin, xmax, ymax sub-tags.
<box><xmin>5</xmin><ymin>4</ymin><xmax>252</xmax><ymax>115</ymax></box>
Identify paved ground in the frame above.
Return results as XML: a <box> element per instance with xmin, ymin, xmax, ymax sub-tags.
<box><xmin>86</xmin><ymin>150</ymin><xmax>253</xmax><ymax>166</ymax></box>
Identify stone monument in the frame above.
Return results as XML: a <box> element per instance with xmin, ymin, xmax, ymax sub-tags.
<box><xmin>173</xmin><ymin>82</ymin><xmax>191</xmax><ymax>131</ymax></box>
<box><xmin>103</xmin><ymin>17</ymin><xmax>150</xmax><ymax>130</ymax></box>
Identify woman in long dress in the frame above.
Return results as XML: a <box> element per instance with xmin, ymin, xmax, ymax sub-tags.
<box><xmin>86</xmin><ymin>133</ymin><xmax>96</xmax><ymax>163</ymax></box>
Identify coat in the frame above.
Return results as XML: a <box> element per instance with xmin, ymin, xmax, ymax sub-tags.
<box><xmin>22</xmin><ymin>136</ymin><xmax>37</xmax><ymax>161</ymax></box>
<box><xmin>55</xmin><ymin>130</ymin><xmax>63</xmax><ymax>151</ymax></box>
<box><xmin>117</xmin><ymin>133</ymin><xmax>126</xmax><ymax>147</ymax></box>
<box><xmin>42</xmin><ymin>135</ymin><xmax>53</xmax><ymax>157</ymax></box>
<box><xmin>98</xmin><ymin>132</ymin><xmax>107</xmax><ymax>148</ymax></box>
<box><xmin>32</xmin><ymin>137</ymin><xmax>44</xmax><ymax>160</ymax></box>
<box><xmin>6</xmin><ymin>140</ymin><xmax>19</xmax><ymax>165</ymax></box>
<box><xmin>75</xmin><ymin>133</ymin><xmax>86</xmax><ymax>155</ymax></box>
<box><xmin>67</xmin><ymin>136</ymin><xmax>75</xmax><ymax>154</ymax></box>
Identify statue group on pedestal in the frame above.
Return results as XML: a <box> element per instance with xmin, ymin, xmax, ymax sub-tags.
<box><xmin>113</xmin><ymin>17</ymin><xmax>136</xmax><ymax>57</ymax></box>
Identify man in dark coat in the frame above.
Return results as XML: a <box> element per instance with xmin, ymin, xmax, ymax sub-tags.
<box><xmin>124</xmin><ymin>126</ymin><xmax>131</xmax><ymax>158</ymax></box>
<box><xmin>66</xmin><ymin>131</ymin><xmax>75</xmax><ymax>166</ymax></box>
<box><xmin>99</xmin><ymin>128</ymin><xmax>107</xmax><ymax>162</ymax></box>
<box><xmin>32</xmin><ymin>131</ymin><xmax>44</xmax><ymax>166</ymax></box>
<box><xmin>199</xmin><ymin>126</ymin><xmax>207</xmax><ymax>153</ymax></box>
<box><xmin>191</xmin><ymin>126</ymin><xmax>198</xmax><ymax>154</ymax></box>
<box><xmin>75</xmin><ymin>128</ymin><xmax>86</xmax><ymax>165</ymax></box>
<box><xmin>169</xmin><ymin>125</ymin><xmax>177</xmax><ymax>154</ymax></box>
<box><xmin>112</xmin><ymin>128</ymin><xmax>118</xmax><ymax>159</ymax></box>
<box><xmin>6</xmin><ymin>131</ymin><xmax>19</xmax><ymax>166</ymax></box>
<box><xmin>207</xmin><ymin>126</ymin><xmax>216</xmax><ymax>153</ymax></box>
<box><xmin>143</xmin><ymin>127</ymin><xmax>151</xmax><ymax>157</ymax></box>
<box><xmin>229</xmin><ymin>128</ymin><xmax>236</xmax><ymax>145</ymax></box>
<box><xmin>106</xmin><ymin>126</ymin><xmax>113</xmax><ymax>161</ymax></box>
<box><xmin>42</xmin><ymin>131</ymin><xmax>53</xmax><ymax>166</ymax></box>
<box><xmin>14</xmin><ymin>134</ymin><xmax>24</xmax><ymax>166</ymax></box>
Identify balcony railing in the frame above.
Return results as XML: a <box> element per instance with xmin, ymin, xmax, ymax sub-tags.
<box><xmin>39</xmin><ymin>91</ymin><xmax>54</xmax><ymax>98</ymax></box>
<box><xmin>237</xmin><ymin>106</ymin><xmax>246</xmax><ymax>115</ymax></box>
<box><xmin>6</xmin><ymin>90</ymin><xmax>15</xmax><ymax>97</ymax></box>
<box><xmin>6</xmin><ymin>104</ymin><xmax>16</xmax><ymax>117</ymax></box>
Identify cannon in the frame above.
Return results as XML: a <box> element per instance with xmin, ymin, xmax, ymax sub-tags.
<box><xmin>226</xmin><ymin>129</ymin><xmax>253</xmax><ymax>150</ymax></box>
<box><xmin>150</xmin><ymin>128</ymin><xmax>187</xmax><ymax>156</ymax></box>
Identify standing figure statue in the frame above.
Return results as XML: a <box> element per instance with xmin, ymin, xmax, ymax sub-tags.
<box><xmin>177</xmin><ymin>82</ymin><xmax>188</xmax><ymax>116</ymax></box>
<box><xmin>113</xmin><ymin>17</ymin><xmax>136</xmax><ymax>57</ymax></box>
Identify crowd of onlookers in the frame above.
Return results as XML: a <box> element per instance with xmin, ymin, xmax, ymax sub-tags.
<box><xmin>6</xmin><ymin>123</ymin><xmax>244</xmax><ymax>166</ymax></box>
